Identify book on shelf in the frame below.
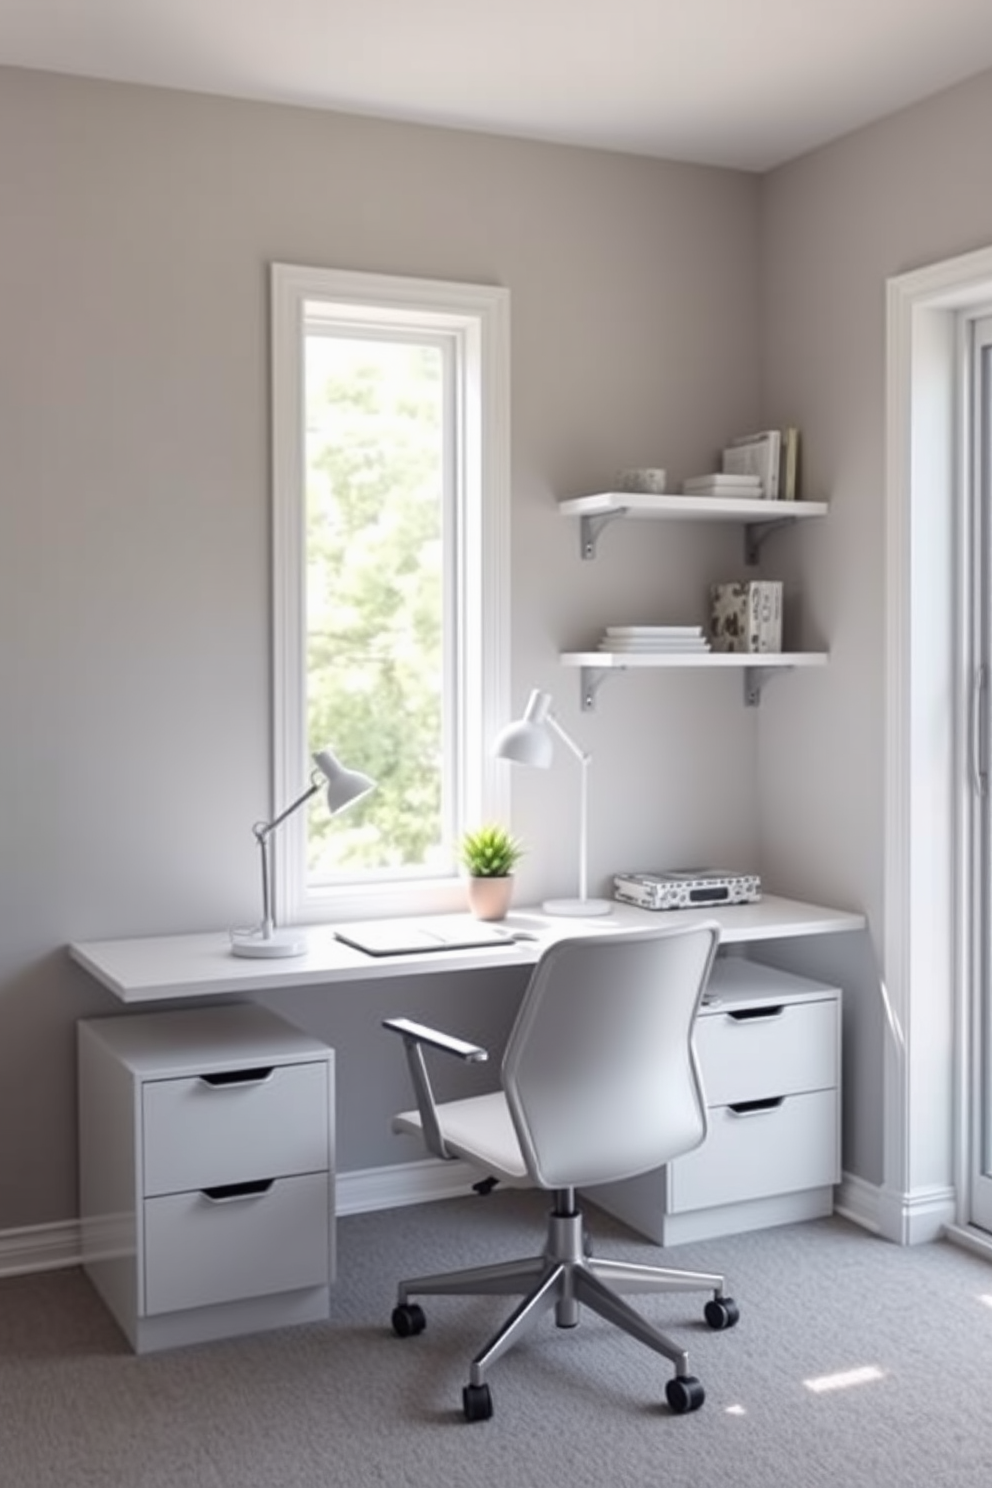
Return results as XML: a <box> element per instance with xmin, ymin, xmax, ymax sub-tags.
<box><xmin>719</xmin><ymin>426</ymin><xmax>802</xmax><ymax>501</ymax></box>
<box><xmin>759</xmin><ymin>581</ymin><xmax>783</xmax><ymax>650</ymax></box>
<box><xmin>721</xmin><ymin>430</ymin><xmax>781</xmax><ymax>500</ymax></box>
<box><xmin>780</xmin><ymin>426</ymin><xmax>800</xmax><ymax>501</ymax></box>
<box><xmin>682</xmin><ymin>473</ymin><xmax>763</xmax><ymax>496</ymax></box>
<box><xmin>599</xmin><ymin>624</ymin><xmax>710</xmax><ymax>654</ymax></box>
<box><xmin>598</xmin><ymin>638</ymin><xmax>711</xmax><ymax>653</ymax></box>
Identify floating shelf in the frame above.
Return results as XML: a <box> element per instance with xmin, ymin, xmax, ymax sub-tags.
<box><xmin>558</xmin><ymin>492</ymin><xmax>828</xmax><ymax>563</ymax></box>
<box><xmin>559</xmin><ymin>649</ymin><xmax>829</xmax><ymax>710</ymax></box>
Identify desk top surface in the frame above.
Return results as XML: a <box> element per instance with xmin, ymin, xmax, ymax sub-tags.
<box><xmin>69</xmin><ymin>895</ymin><xmax>867</xmax><ymax>1004</ymax></box>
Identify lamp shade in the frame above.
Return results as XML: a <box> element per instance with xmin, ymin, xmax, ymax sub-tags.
<box><xmin>312</xmin><ymin>748</ymin><xmax>376</xmax><ymax>814</ymax></box>
<box><xmin>492</xmin><ymin>689</ymin><xmax>554</xmax><ymax>768</ymax></box>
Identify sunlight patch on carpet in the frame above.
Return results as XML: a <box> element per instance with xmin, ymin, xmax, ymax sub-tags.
<box><xmin>803</xmin><ymin>1364</ymin><xmax>886</xmax><ymax>1394</ymax></box>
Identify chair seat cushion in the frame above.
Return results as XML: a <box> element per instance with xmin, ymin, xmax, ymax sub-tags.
<box><xmin>393</xmin><ymin>1092</ymin><xmax>531</xmax><ymax>1185</ymax></box>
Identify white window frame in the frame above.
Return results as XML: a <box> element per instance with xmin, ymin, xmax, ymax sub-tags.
<box><xmin>269</xmin><ymin>264</ymin><xmax>511</xmax><ymax>925</ymax></box>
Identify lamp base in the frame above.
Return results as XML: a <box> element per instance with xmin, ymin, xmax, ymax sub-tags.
<box><xmin>541</xmin><ymin>897</ymin><xmax>614</xmax><ymax>918</ymax></box>
<box><xmin>230</xmin><ymin>928</ymin><xmax>309</xmax><ymax>959</ymax></box>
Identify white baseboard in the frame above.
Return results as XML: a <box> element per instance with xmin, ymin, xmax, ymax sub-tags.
<box><xmin>0</xmin><ymin>1160</ymin><xmax>479</xmax><ymax>1278</ymax></box>
<box><xmin>875</xmin><ymin>1181</ymin><xmax>957</xmax><ymax>1245</ymax></box>
<box><xmin>835</xmin><ymin>1172</ymin><xmax>884</xmax><ymax>1233</ymax></box>
<box><xmin>335</xmin><ymin>1156</ymin><xmax>481</xmax><ymax>1215</ymax></box>
<box><xmin>0</xmin><ymin>1161</ymin><xmax>483</xmax><ymax>1279</ymax></box>
<box><xmin>836</xmin><ymin>1171</ymin><xmax>957</xmax><ymax>1245</ymax></box>
<box><xmin>944</xmin><ymin>1223</ymin><xmax>992</xmax><ymax>1262</ymax></box>
<box><xmin>0</xmin><ymin>1219</ymin><xmax>83</xmax><ymax>1278</ymax></box>
<box><xmin>0</xmin><ymin>1165</ymin><xmax>944</xmax><ymax>1279</ymax></box>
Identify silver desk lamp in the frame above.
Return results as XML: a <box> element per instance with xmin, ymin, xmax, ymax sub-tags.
<box><xmin>231</xmin><ymin>748</ymin><xmax>375</xmax><ymax>958</ymax></box>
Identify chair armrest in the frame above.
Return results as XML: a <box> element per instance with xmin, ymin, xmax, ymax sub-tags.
<box><xmin>382</xmin><ymin>1016</ymin><xmax>489</xmax><ymax>1063</ymax></box>
<box><xmin>382</xmin><ymin>1017</ymin><xmax>489</xmax><ymax>1160</ymax></box>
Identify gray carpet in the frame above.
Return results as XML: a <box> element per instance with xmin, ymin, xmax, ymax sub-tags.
<box><xmin>2</xmin><ymin>1190</ymin><xmax>992</xmax><ymax>1486</ymax></box>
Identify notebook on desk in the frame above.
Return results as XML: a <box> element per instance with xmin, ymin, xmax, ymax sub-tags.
<box><xmin>333</xmin><ymin>916</ymin><xmax>519</xmax><ymax>957</ymax></box>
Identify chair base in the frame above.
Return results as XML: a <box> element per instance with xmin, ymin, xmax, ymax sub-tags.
<box><xmin>395</xmin><ymin>1188</ymin><xmax>734</xmax><ymax>1402</ymax></box>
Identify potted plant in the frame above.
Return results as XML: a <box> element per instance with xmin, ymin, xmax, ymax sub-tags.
<box><xmin>459</xmin><ymin>823</ymin><xmax>525</xmax><ymax>921</ymax></box>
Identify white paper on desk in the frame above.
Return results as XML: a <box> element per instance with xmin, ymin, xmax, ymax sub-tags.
<box><xmin>333</xmin><ymin>916</ymin><xmax>517</xmax><ymax>957</ymax></box>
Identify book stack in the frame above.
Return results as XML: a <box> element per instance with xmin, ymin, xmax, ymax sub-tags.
<box><xmin>709</xmin><ymin>581</ymin><xmax>783</xmax><ymax>653</ymax></box>
<box><xmin>598</xmin><ymin>625</ymin><xmax>711</xmax><ymax>654</ymax></box>
<box><xmin>719</xmin><ymin>427</ymin><xmax>800</xmax><ymax>501</ymax></box>
<box><xmin>682</xmin><ymin>473</ymin><xmax>763</xmax><ymax>498</ymax></box>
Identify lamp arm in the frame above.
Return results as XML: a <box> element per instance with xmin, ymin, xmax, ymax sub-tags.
<box><xmin>545</xmin><ymin>712</ymin><xmax>589</xmax><ymax>766</ymax></box>
<box><xmin>253</xmin><ymin>775</ymin><xmax>321</xmax><ymax>844</ymax></box>
<box><xmin>249</xmin><ymin>775</ymin><xmax>321</xmax><ymax>940</ymax></box>
<box><xmin>546</xmin><ymin>711</ymin><xmax>590</xmax><ymax>903</ymax></box>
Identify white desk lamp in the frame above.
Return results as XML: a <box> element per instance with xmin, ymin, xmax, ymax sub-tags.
<box><xmin>492</xmin><ymin>688</ymin><xmax>611</xmax><ymax>917</ymax></box>
<box><xmin>231</xmin><ymin>748</ymin><xmax>375</xmax><ymax>959</ymax></box>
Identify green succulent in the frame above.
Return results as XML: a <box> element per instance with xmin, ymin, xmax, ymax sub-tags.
<box><xmin>459</xmin><ymin>823</ymin><xmax>525</xmax><ymax>878</ymax></box>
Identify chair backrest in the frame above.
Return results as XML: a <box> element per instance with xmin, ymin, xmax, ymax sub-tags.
<box><xmin>501</xmin><ymin>921</ymin><xmax>719</xmax><ymax>1190</ymax></box>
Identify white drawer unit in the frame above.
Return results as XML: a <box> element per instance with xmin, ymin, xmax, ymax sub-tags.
<box><xmin>78</xmin><ymin>1002</ymin><xmax>335</xmax><ymax>1353</ymax></box>
<box><xmin>588</xmin><ymin>957</ymin><xmax>841</xmax><ymax>1245</ymax></box>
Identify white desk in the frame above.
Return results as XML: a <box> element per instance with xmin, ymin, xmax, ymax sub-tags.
<box><xmin>69</xmin><ymin>895</ymin><xmax>865</xmax><ymax>1004</ymax></box>
<box><xmin>71</xmin><ymin>895</ymin><xmax>865</xmax><ymax>1351</ymax></box>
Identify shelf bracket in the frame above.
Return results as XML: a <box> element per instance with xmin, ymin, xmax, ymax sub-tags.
<box><xmin>743</xmin><ymin>666</ymin><xmax>784</xmax><ymax>707</ymax></box>
<box><xmin>579</xmin><ymin>666</ymin><xmax>619</xmax><ymax>712</ymax></box>
<box><xmin>579</xmin><ymin>509</ymin><xmax>626</xmax><ymax>560</ymax></box>
<box><xmin>744</xmin><ymin>518</ymin><xmax>792</xmax><ymax>566</ymax></box>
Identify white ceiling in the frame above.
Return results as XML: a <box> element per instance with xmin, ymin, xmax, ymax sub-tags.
<box><xmin>2</xmin><ymin>0</ymin><xmax>992</xmax><ymax>171</ymax></box>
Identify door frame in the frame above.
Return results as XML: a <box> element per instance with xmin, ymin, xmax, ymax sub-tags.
<box><xmin>965</xmin><ymin>313</ymin><xmax>992</xmax><ymax>1232</ymax></box>
<box><xmin>884</xmin><ymin>245</ymin><xmax>992</xmax><ymax>1244</ymax></box>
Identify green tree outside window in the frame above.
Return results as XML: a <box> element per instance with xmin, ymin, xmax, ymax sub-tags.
<box><xmin>304</xmin><ymin>335</ymin><xmax>446</xmax><ymax>877</ymax></box>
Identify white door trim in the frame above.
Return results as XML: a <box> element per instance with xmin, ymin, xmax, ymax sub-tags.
<box><xmin>885</xmin><ymin>244</ymin><xmax>992</xmax><ymax>1242</ymax></box>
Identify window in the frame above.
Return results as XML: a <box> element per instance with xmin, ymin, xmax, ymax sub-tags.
<box><xmin>270</xmin><ymin>265</ymin><xmax>510</xmax><ymax>924</ymax></box>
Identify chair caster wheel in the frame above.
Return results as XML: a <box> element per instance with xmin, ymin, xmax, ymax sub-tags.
<box><xmin>704</xmin><ymin>1296</ymin><xmax>740</xmax><ymax>1331</ymax></box>
<box><xmin>463</xmin><ymin>1382</ymin><xmax>493</xmax><ymax>1421</ymax></box>
<box><xmin>666</xmin><ymin>1374</ymin><xmax>705</xmax><ymax>1414</ymax></box>
<box><xmin>391</xmin><ymin>1302</ymin><xmax>426</xmax><ymax>1338</ymax></box>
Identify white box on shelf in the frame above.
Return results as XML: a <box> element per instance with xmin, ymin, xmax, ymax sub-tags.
<box><xmin>709</xmin><ymin>581</ymin><xmax>783</xmax><ymax>653</ymax></box>
<box><xmin>615</xmin><ymin>467</ymin><xmax>667</xmax><ymax>494</ymax></box>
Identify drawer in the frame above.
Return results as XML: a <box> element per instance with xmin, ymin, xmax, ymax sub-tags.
<box><xmin>143</xmin><ymin>1171</ymin><xmax>330</xmax><ymax>1315</ymax></box>
<box><xmin>695</xmin><ymin>998</ymin><xmax>838</xmax><ymax>1107</ymax></box>
<box><xmin>143</xmin><ymin>1060</ymin><xmax>329</xmax><ymax>1196</ymax></box>
<box><xmin>668</xmin><ymin>1089</ymin><xmax>839</xmax><ymax>1213</ymax></box>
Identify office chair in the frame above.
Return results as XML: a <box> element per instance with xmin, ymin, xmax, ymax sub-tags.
<box><xmin>382</xmin><ymin>921</ymin><xmax>739</xmax><ymax>1421</ymax></box>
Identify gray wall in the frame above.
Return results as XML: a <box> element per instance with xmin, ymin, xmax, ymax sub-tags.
<box><xmin>758</xmin><ymin>66</ymin><xmax>992</xmax><ymax>1185</ymax></box>
<box><xmin>9</xmin><ymin>58</ymin><xmax>990</xmax><ymax>1233</ymax></box>
<box><xmin>0</xmin><ymin>67</ymin><xmax>762</xmax><ymax>1227</ymax></box>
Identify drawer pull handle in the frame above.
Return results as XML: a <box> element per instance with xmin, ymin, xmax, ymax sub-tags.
<box><xmin>200</xmin><ymin>1179</ymin><xmax>275</xmax><ymax>1203</ymax></box>
<box><xmin>726</xmin><ymin>1006</ymin><xmax>785</xmax><ymax>1023</ymax></box>
<box><xmin>727</xmin><ymin>1097</ymin><xmax>785</xmax><ymax>1116</ymax></box>
<box><xmin>198</xmin><ymin>1067</ymin><xmax>275</xmax><ymax>1088</ymax></box>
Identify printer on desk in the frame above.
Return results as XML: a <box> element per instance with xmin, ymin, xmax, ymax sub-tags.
<box><xmin>613</xmin><ymin>869</ymin><xmax>761</xmax><ymax>912</ymax></box>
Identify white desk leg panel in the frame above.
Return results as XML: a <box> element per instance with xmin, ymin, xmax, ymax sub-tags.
<box><xmin>78</xmin><ymin>1002</ymin><xmax>335</xmax><ymax>1353</ymax></box>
